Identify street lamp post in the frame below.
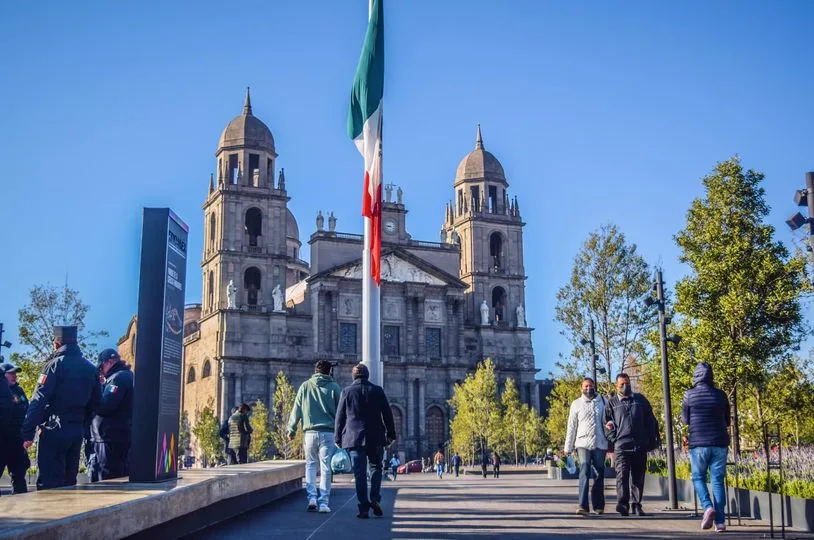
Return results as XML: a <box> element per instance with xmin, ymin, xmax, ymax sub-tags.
<box><xmin>580</xmin><ymin>320</ymin><xmax>605</xmax><ymax>386</ymax></box>
<box><xmin>655</xmin><ymin>270</ymin><xmax>678</xmax><ymax>510</ymax></box>
<box><xmin>786</xmin><ymin>171</ymin><xmax>814</xmax><ymax>273</ymax></box>
<box><xmin>0</xmin><ymin>323</ymin><xmax>12</xmax><ymax>363</ymax></box>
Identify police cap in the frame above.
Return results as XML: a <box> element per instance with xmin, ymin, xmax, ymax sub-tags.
<box><xmin>97</xmin><ymin>348</ymin><xmax>120</xmax><ymax>368</ymax></box>
<box><xmin>0</xmin><ymin>362</ymin><xmax>19</xmax><ymax>373</ymax></box>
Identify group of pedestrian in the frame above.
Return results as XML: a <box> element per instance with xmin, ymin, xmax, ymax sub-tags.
<box><xmin>564</xmin><ymin>366</ymin><xmax>731</xmax><ymax>533</ymax></box>
<box><xmin>287</xmin><ymin>361</ymin><xmax>396</xmax><ymax>519</ymax></box>
<box><xmin>0</xmin><ymin>326</ymin><xmax>133</xmax><ymax>494</ymax></box>
<box><xmin>480</xmin><ymin>451</ymin><xmax>500</xmax><ymax>478</ymax></box>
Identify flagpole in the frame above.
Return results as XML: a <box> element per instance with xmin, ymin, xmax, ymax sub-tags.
<box><xmin>362</xmin><ymin>0</ymin><xmax>383</xmax><ymax>388</ymax></box>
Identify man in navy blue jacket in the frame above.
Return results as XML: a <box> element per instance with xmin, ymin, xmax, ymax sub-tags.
<box><xmin>335</xmin><ymin>363</ymin><xmax>396</xmax><ymax>519</ymax></box>
<box><xmin>89</xmin><ymin>349</ymin><xmax>134</xmax><ymax>480</ymax></box>
<box><xmin>681</xmin><ymin>362</ymin><xmax>731</xmax><ymax>532</ymax></box>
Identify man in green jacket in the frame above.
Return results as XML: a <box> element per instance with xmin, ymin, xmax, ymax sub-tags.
<box><xmin>288</xmin><ymin>360</ymin><xmax>342</xmax><ymax>513</ymax></box>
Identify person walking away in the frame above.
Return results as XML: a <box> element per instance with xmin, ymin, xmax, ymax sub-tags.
<box><xmin>0</xmin><ymin>365</ymin><xmax>17</xmax><ymax>497</ymax></box>
<box><xmin>21</xmin><ymin>326</ymin><xmax>101</xmax><ymax>490</ymax></box>
<box><xmin>481</xmin><ymin>451</ymin><xmax>490</xmax><ymax>478</ymax></box>
<box><xmin>89</xmin><ymin>350</ymin><xmax>133</xmax><ymax>480</ymax></box>
<box><xmin>287</xmin><ymin>360</ymin><xmax>342</xmax><ymax>513</ymax></box>
<box><xmin>604</xmin><ymin>373</ymin><xmax>659</xmax><ymax>517</ymax></box>
<box><xmin>335</xmin><ymin>363</ymin><xmax>396</xmax><ymax>519</ymax></box>
<box><xmin>434</xmin><ymin>449</ymin><xmax>445</xmax><ymax>479</ymax></box>
<box><xmin>491</xmin><ymin>452</ymin><xmax>501</xmax><ymax>478</ymax></box>
<box><xmin>681</xmin><ymin>362</ymin><xmax>731</xmax><ymax>533</ymax></box>
<box><xmin>389</xmin><ymin>455</ymin><xmax>400</xmax><ymax>481</ymax></box>
<box><xmin>1</xmin><ymin>362</ymin><xmax>30</xmax><ymax>493</ymax></box>
<box><xmin>564</xmin><ymin>377</ymin><xmax>609</xmax><ymax>515</ymax></box>
<box><xmin>228</xmin><ymin>403</ymin><xmax>253</xmax><ymax>464</ymax></box>
<box><xmin>220</xmin><ymin>406</ymin><xmax>238</xmax><ymax>465</ymax></box>
<box><xmin>452</xmin><ymin>452</ymin><xmax>462</xmax><ymax>478</ymax></box>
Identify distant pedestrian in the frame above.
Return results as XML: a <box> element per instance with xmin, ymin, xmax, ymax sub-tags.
<box><xmin>604</xmin><ymin>373</ymin><xmax>659</xmax><ymax>517</ymax></box>
<box><xmin>481</xmin><ymin>452</ymin><xmax>490</xmax><ymax>478</ymax></box>
<box><xmin>228</xmin><ymin>403</ymin><xmax>253</xmax><ymax>464</ymax></box>
<box><xmin>89</xmin><ymin>349</ymin><xmax>133</xmax><ymax>481</ymax></box>
<box><xmin>390</xmin><ymin>455</ymin><xmax>400</xmax><ymax>480</ymax></box>
<box><xmin>564</xmin><ymin>377</ymin><xmax>609</xmax><ymax>516</ymax></box>
<box><xmin>434</xmin><ymin>449</ymin><xmax>445</xmax><ymax>479</ymax></box>
<box><xmin>335</xmin><ymin>363</ymin><xmax>396</xmax><ymax>519</ymax></box>
<box><xmin>491</xmin><ymin>452</ymin><xmax>501</xmax><ymax>478</ymax></box>
<box><xmin>220</xmin><ymin>407</ymin><xmax>238</xmax><ymax>464</ymax></box>
<box><xmin>1</xmin><ymin>362</ymin><xmax>30</xmax><ymax>493</ymax></box>
<box><xmin>452</xmin><ymin>452</ymin><xmax>462</xmax><ymax>477</ymax></box>
<box><xmin>21</xmin><ymin>326</ymin><xmax>101</xmax><ymax>490</ymax></box>
<box><xmin>288</xmin><ymin>360</ymin><xmax>342</xmax><ymax>513</ymax></box>
<box><xmin>681</xmin><ymin>362</ymin><xmax>731</xmax><ymax>533</ymax></box>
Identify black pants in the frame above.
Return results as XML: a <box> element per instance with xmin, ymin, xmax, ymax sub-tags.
<box><xmin>481</xmin><ymin>464</ymin><xmax>487</xmax><ymax>478</ymax></box>
<box><xmin>91</xmin><ymin>441</ymin><xmax>130</xmax><ymax>481</ymax></box>
<box><xmin>37</xmin><ymin>429</ymin><xmax>82</xmax><ymax>490</ymax></box>
<box><xmin>493</xmin><ymin>465</ymin><xmax>500</xmax><ymax>478</ymax></box>
<box><xmin>614</xmin><ymin>449</ymin><xmax>646</xmax><ymax>511</ymax></box>
<box><xmin>229</xmin><ymin>447</ymin><xmax>247</xmax><ymax>464</ymax></box>
<box><xmin>0</xmin><ymin>440</ymin><xmax>30</xmax><ymax>494</ymax></box>
<box><xmin>454</xmin><ymin>465</ymin><xmax>460</xmax><ymax>477</ymax></box>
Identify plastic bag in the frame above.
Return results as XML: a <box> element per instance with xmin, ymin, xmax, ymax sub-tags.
<box><xmin>331</xmin><ymin>448</ymin><xmax>352</xmax><ymax>474</ymax></box>
<box><xmin>565</xmin><ymin>455</ymin><xmax>577</xmax><ymax>474</ymax></box>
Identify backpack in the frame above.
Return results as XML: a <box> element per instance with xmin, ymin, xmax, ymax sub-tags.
<box><xmin>331</xmin><ymin>448</ymin><xmax>352</xmax><ymax>474</ymax></box>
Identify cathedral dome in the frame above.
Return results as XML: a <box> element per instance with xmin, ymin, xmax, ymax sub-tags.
<box><xmin>455</xmin><ymin>125</ymin><xmax>505</xmax><ymax>182</ymax></box>
<box><xmin>217</xmin><ymin>88</ymin><xmax>276</xmax><ymax>154</ymax></box>
<box><xmin>286</xmin><ymin>208</ymin><xmax>299</xmax><ymax>242</ymax></box>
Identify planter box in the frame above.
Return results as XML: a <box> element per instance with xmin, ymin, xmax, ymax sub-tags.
<box><xmin>549</xmin><ymin>466</ymin><xmax>615</xmax><ymax>481</ymax></box>
<box><xmin>644</xmin><ymin>474</ymin><xmax>814</xmax><ymax>533</ymax></box>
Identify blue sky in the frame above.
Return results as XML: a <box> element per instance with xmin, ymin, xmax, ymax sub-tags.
<box><xmin>1</xmin><ymin>1</ymin><xmax>812</xmax><ymax>376</ymax></box>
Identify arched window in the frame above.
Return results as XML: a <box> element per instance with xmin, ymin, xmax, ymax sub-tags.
<box><xmin>492</xmin><ymin>286</ymin><xmax>507</xmax><ymax>323</ymax></box>
<box><xmin>209</xmin><ymin>213</ymin><xmax>216</xmax><ymax>250</ymax></box>
<box><xmin>244</xmin><ymin>267</ymin><xmax>262</xmax><ymax>306</ymax></box>
<box><xmin>202</xmin><ymin>359</ymin><xmax>212</xmax><ymax>378</ymax></box>
<box><xmin>426</xmin><ymin>406</ymin><xmax>445</xmax><ymax>453</ymax></box>
<box><xmin>245</xmin><ymin>208</ymin><xmax>262</xmax><ymax>247</ymax></box>
<box><xmin>208</xmin><ymin>271</ymin><xmax>214</xmax><ymax>311</ymax></box>
<box><xmin>489</xmin><ymin>232</ymin><xmax>503</xmax><ymax>269</ymax></box>
<box><xmin>187</xmin><ymin>366</ymin><xmax>196</xmax><ymax>384</ymax></box>
<box><xmin>391</xmin><ymin>406</ymin><xmax>403</xmax><ymax>453</ymax></box>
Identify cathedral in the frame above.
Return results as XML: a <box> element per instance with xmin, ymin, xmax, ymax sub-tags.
<box><xmin>120</xmin><ymin>90</ymin><xmax>539</xmax><ymax>460</ymax></box>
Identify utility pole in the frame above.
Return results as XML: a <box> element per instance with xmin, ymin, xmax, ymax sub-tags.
<box><xmin>589</xmin><ymin>319</ymin><xmax>598</xmax><ymax>384</ymax></box>
<box><xmin>655</xmin><ymin>270</ymin><xmax>678</xmax><ymax>510</ymax></box>
<box><xmin>787</xmin><ymin>172</ymin><xmax>814</xmax><ymax>273</ymax></box>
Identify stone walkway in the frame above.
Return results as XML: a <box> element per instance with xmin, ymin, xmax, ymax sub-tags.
<box><xmin>194</xmin><ymin>469</ymin><xmax>809</xmax><ymax>539</ymax></box>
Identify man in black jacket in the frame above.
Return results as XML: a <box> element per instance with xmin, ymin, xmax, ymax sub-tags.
<box><xmin>0</xmin><ymin>365</ymin><xmax>16</xmax><ymax>496</ymax></box>
<box><xmin>1</xmin><ymin>362</ymin><xmax>30</xmax><ymax>493</ymax></box>
<box><xmin>604</xmin><ymin>373</ymin><xmax>659</xmax><ymax>517</ymax></box>
<box><xmin>335</xmin><ymin>363</ymin><xmax>396</xmax><ymax>519</ymax></box>
<box><xmin>89</xmin><ymin>349</ymin><xmax>134</xmax><ymax>480</ymax></box>
<box><xmin>681</xmin><ymin>362</ymin><xmax>730</xmax><ymax>532</ymax></box>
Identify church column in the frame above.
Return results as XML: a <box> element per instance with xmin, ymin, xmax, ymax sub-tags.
<box><xmin>407</xmin><ymin>378</ymin><xmax>416</xmax><ymax>454</ymax></box>
<box><xmin>234</xmin><ymin>365</ymin><xmax>243</xmax><ymax>406</ymax></box>
<box><xmin>219</xmin><ymin>360</ymin><xmax>229</xmax><ymax>421</ymax></box>
<box><xmin>531</xmin><ymin>382</ymin><xmax>540</xmax><ymax>413</ymax></box>
<box><xmin>267</xmin><ymin>367</ymin><xmax>277</xmax><ymax>410</ymax></box>
<box><xmin>330</xmin><ymin>291</ymin><xmax>339</xmax><ymax>353</ymax></box>
<box><xmin>445</xmin><ymin>299</ymin><xmax>455</xmax><ymax>361</ymax></box>
<box><xmin>457</xmin><ymin>299</ymin><xmax>465</xmax><ymax>358</ymax></box>
<box><xmin>417</xmin><ymin>297</ymin><xmax>426</xmax><ymax>358</ymax></box>
<box><xmin>405</xmin><ymin>296</ymin><xmax>416</xmax><ymax>358</ymax></box>
<box><xmin>418</xmin><ymin>380</ymin><xmax>426</xmax><ymax>452</ymax></box>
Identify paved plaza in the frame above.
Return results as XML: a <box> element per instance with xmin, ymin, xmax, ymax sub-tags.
<box><xmin>194</xmin><ymin>468</ymin><xmax>806</xmax><ymax>539</ymax></box>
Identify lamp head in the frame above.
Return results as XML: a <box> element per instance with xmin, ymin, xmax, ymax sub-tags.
<box><xmin>787</xmin><ymin>212</ymin><xmax>808</xmax><ymax>231</ymax></box>
<box><xmin>794</xmin><ymin>189</ymin><xmax>808</xmax><ymax>207</ymax></box>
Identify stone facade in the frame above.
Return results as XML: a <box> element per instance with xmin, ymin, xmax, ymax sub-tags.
<box><xmin>178</xmin><ymin>92</ymin><xmax>539</xmax><ymax>460</ymax></box>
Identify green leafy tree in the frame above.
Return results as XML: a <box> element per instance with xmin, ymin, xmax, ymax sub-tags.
<box><xmin>192</xmin><ymin>400</ymin><xmax>222</xmax><ymax>467</ymax></box>
<box><xmin>249</xmin><ymin>399</ymin><xmax>273</xmax><ymax>462</ymax></box>
<box><xmin>500</xmin><ymin>378</ymin><xmax>524</xmax><ymax>465</ymax></box>
<box><xmin>270</xmin><ymin>371</ymin><xmax>303</xmax><ymax>459</ymax></box>
<box><xmin>555</xmin><ymin>224</ymin><xmax>655</xmax><ymax>387</ymax></box>
<box><xmin>14</xmin><ymin>284</ymin><xmax>108</xmax><ymax>395</ymax></box>
<box><xmin>449</xmin><ymin>358</ymin><xmax>502</xmax><ymax>461</ymax></box>
<box><xmin>543</xmin><ymin>369</ymin><xmax>583</xmax><ymax>451</ymax></box>
<box><xmin>179</xmin><ymin>410</ymin><xmax>191</xmax><ymax>456</ymax></box>
<box><xmin>521</xmin><ymin>404</ymin><xmax>547</xmax><ymax>461</ymax></box>
<box><xmin>673</xmin><ymin>157</ymin><xmax>808</xmax><ymax>451</ymax></box>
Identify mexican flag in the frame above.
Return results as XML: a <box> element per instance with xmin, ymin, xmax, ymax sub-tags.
<box><xmin>348</xmin><ymin>0</ymin><xmax>384</xmax><ymax>285</ymax></box>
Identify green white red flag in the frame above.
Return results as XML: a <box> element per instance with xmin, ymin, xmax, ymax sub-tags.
<box><xmin>347</xmin><ymin>0</ymin><xmax>384</xmax><ymax>285</ymax></box>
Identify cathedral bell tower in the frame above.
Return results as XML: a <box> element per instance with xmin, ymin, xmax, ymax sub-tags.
<box><xmin>201</xmin><ymin>88</ymin><xmax>290</xmax><ymax>314</ymax></box>
<box><xmin>441</xmin><ymin>125</ymin><xmax>527</xmax><ymax>330</ymax></box>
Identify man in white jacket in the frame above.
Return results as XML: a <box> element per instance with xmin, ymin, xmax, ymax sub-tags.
<box><xmin>564</xmin><ymin>377</ymin><xmax>609</xmax><ymax>516</ymax></box>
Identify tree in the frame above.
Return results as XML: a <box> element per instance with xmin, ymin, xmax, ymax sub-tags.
<box><xmin>270</xmin><ymin>371</ymin><xmax>303</xmax><ymax>459</ymax></box>
<box><xmin>448</xmin><ymin>358</ymin><xmax>501</xmax><ymax>461</ymax></box>
<box><xmin>673</xmin><ymin>157</ymin><xmax>808</xmax><ymax>451</ymax></box>
<box><xmin>249</xmin><ymin>399</ymin><xmax>273</xmax><ymax>462</ymax></box>
<box><xmin>521</xmin><ymin>404</ymin><xmax>547</xmax><ymax>461</ymax></box>
<box><xmin>543</xmin><ymin>368</ymin><xmax>583</xmax><ymax>451</ymax></box>
<box><xmin>192</xmin><ymin>400</ymin><xmax>222</xmax><ymax>467</ymax></box>
<box><xmin>179</xmin><ymin>410</ymin><xmax>191</xmax><ymax>456</ymax></box>
<box><xmin>555</xmin><ymin>224</ymin><xmax>655</xmax><ymax>387</ymax></box>
<box><xmin>500</xmin><ymin>378</ymin><xmax>524</xmax><ymax>465</ymax></box>
<box><xmin>15</xmin><ymin>284</ymin><xmax>108</xmax><ymax>394</ymax></box>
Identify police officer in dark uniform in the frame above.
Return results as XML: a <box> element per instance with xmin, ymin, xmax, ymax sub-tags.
<box><xmin>89</xmin><ymin>349</ymin><xmax>133</xmax><ymax>480</ymax></box>
<box><xmin>0</xmin><ymin>364</ymin><xmax>15</xmax><ymax>496</ymax></box>
<box><xmin>1</xmin><ymin>362</ymin><xmax>30</xmax><ymax>493</ymax></box>
<box><xmin>21</xmin><ymin>326</ymin><xmax>101</xmax><ymax>490</ymax></box>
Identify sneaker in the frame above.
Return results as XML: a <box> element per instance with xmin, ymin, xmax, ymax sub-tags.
<box><xmin>318</xmin><ymin>504</ymin><xmax>331</xmax><ymax>513</ymax></box>
<box><xmin>576</xmin><ymin>507</ymin><xmax>589</xmax><ymax>516</ymax></box>
<box><xmin>308</xmin><ymin>498</ymin><xmax>317</xmax><ymax>512</ymax></box>
<box><xmin>370</xmin><ymin>501</ymin><xmax>384</xmax><ymax>517</ymax></box>
<box><xmin>594</xmin><ymin>508</ymin><xmax>604</xmax><ymax>515</ymax></box>
<box><xmin>701</xmin><ymin>507</ymin><xmax>716</xmax><ymax>530</ymax></box>
<box><xmin>715</xmin><ymin>523</ymin><xmax>726</xmax><ymax>533</ymax></box>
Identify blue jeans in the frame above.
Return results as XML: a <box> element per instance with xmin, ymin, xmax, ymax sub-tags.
<box><xmin>577</xmin><ymin>448</ymin><xmax>606</xmax><ymax>511</ymax></box>
<box><xmin>436</xmin><ymin>463</ymin><xmax>444</xmax><ymax>478</ymax></box>
<box><xmin>304</xmin><ymin>431</ymin><xmax>335</xmax><ymax>506</ymax></box>
<box><xmin>689</xmin><ymin>446</ymin><xmax>727</xmax><ymax>525</ymax></box>
<box><xmin>349</xmin><ymin>446</ymin><xmax>383</xmax><ymax>511</ymax></box>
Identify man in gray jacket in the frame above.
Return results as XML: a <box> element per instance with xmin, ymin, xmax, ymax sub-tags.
<box><xmin>564</xmin><ymin>377</ymin><xmax>608</xmax><ymax>515</ymax></box>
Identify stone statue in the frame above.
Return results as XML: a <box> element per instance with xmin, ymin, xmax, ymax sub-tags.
<box><xmin>480</xmin><ymin>300</ymin><xmax>490</xmax><ymax>326</ymax></box>
<box><xmin>384</xmin><ymin>183</ymin><xmax>393</xmax><ymax>203</ymax></box>
<box><xmin>226</xmin><ymin>280</ymin><xmax>237</xmax><ymax>309</ymax></box>
<box><xmin>316</xmin><ymin>211</ymin><xmax>324</xmax><ymax>231</ymax></box>
<box><xmin>272</xmin><ymin>284</ymin><xmax>284</xmax><ymax>312</ymax></box>
<box><xmin>252</xmin><ymin>168</ymin><xmax>260</xmax><ymax>186</ymax></box>
<box><xmin>516</xmin><ymin>304</ymin><xmax>526</xmax><ymax>328</ymax></box>
<box><xmin>397</xmin><ymin>186</ymin><xmax>403</xmax><ymax>204</ymax></box>
<box><xmin>328</xmin><ymin>212</ymin><xmax>336</xmax><ymax>232</ymax></box>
